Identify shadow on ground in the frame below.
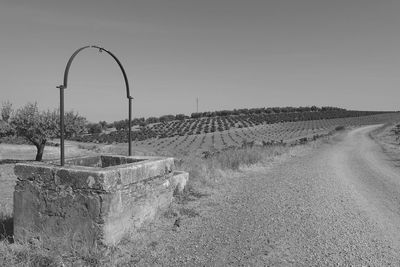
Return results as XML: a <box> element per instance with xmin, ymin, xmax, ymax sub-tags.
<box><xmin>0</xmin><ymin>159</ymin><xmax>34</xmax><ymax>165</ymax></box>
<box><xmin>0</xmin><ymin>216</ymin><xmax>14</xmax><ymax>243</ymax></box>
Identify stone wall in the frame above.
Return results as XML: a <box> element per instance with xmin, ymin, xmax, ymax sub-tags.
<box><xmin>13</xmin><ymin>155</ymin><xmax>188</xmax><ymax>247</ymax></box>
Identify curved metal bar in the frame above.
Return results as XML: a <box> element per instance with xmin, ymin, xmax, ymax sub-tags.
<box><xmin>61</xmin><ymin>45</ymin><xmax>132</xmax><ymax>99</ymax></box>
<box><xmin>58</xmin><ymin>45</ymin><xmax>133</xmax><ymax>165</ymax></box>
<box><xmin>91</xmin><ymin>45</ymin><xmax>132</xmax><ymax>99</ymax></box>
<box><xmin>62</xmin><ymin>46</ymin><xmax>90</xmax><ymax>89</ymax></box>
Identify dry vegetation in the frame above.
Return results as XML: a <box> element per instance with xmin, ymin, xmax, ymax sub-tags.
<box><xmin>369</xmin><ymin>123</ymin><xmax>400</xmax><ymax>161</ymax></box>
<box><xmin>1</xmin><ymin>113</ymin><xmax>400</xmax><ymax>265</ymax></box>
<box><xmin>0</xmin><ymin>137</ymin><xmax>310</xmax><ymax>266</ymax></box>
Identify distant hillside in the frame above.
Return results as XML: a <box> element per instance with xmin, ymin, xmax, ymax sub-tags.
<box><xmin>111</xmin><ymin>106</ymin><xmax>347</xmax><ymax>129</ymax></box>
<box><xmin>72</xmin><ymin>107</ymin><xmax>392</xmax><ymax>143</ymax></box>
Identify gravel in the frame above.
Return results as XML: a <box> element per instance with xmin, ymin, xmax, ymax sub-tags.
<box><xmin>132</xmin><ymin>125</ymin><xmax>400</xmax><ymax>266</ymax></box>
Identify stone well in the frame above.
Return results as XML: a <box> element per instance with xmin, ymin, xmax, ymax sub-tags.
<box><xmin>13</xmin><ymin>155</ymin><xmax>188</xmax><ymax>247</ymax></box>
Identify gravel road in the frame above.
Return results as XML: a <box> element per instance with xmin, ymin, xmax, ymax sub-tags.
<box><xmin>138</xmin><ymin>125</ymin><xmax>400</xmax><ymax>266</ymax></box>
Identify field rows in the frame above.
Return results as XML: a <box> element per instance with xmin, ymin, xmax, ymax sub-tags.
<box><xmin>131</xmin><ymin>113</ymin><xmax>400</xmax><ymax>155</ymax></box>
<box><xmin>2</xmin><ymin>113</ymin><xmax>399</xmax><ymax>161</ymax></box>
<box><xmin>72</xmin><ymin>110</ymin><xmax>388</xmax><ymax>143</ymax></box>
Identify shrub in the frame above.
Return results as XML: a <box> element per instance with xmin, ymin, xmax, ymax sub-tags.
<box><xmin>1</xmin><ymin>101</ymin><xmax>13</xmax><ymax>122</ymax></box>
<box><xmin>87</xmin><ymin>123</ymin><xmax>102</xmax><ymax>134</ymax></box>
<box><xmin>214</xmin><ymin>147</ymin><xmax>262</xmax><ymax>170</ymax></box>
<box><xmin>175</xmin><ymin>114</ymin><xmax>187</xmax><ymax>120</ymax></box>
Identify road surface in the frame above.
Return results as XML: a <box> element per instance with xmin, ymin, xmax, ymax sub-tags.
<box><xmin>139</xmin><ymin>125</ymin><xmax>400</xmax><ymax>266</ymax></box>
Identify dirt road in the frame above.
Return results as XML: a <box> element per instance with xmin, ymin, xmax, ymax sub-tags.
<box><xmin>136</xmin><ymin>125</ymin><xmax>400</xmax><ymax>266</ymax></box>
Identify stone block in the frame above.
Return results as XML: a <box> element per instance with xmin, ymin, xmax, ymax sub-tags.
<box><xmin>13</xmin><ymin>155</ymin><xmax>188</xmax><ymax>247</ymax></box>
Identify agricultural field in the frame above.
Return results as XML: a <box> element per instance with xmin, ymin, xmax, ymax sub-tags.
<box><xmin>70</xmin><ymin>109</ymin><xmax>388</xmax><ymax>143</ymax></box>
<box><xmin>1</xmin><ymin>111</ymin><xmax>400</xmax><ymax>266</ymax></box>
<box><xmin>2</xmin><ymin>112</ymin><xmax>399</xmax><ymax>161</ymax></box>
<box><xmin>129</xmin><ymin>112</ymin><xmax>400</xmax><ymax>156</ymax></box>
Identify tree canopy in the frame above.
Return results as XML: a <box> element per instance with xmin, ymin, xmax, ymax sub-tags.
<box><xmin>1</xmin><ymin>101</ymin><xmax>13</xmax><ymax>122</ymax></box>
<box><xmin>10</xmin><ymin>102</ymin><xmax>87</xmax><ymax>161</ymax></box>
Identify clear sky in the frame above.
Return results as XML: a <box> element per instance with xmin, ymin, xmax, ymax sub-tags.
<box><xmin>1</xmin><ymin>0</ymin><xmax>399</xmax><ymax>122</ymax></box>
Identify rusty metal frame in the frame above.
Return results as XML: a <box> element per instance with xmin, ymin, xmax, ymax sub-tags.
<box><xmin>57</xmin><ymin>45</ymin><xmax>133</xmax><ymax>166</ymax></box>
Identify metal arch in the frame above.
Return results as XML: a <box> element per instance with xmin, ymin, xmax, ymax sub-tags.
<box><xmin>61</xmin><ymin>45</ymin><xmax>132</xmax><ymax>98</ymax></box>
<box><xmin>58</xmin><ymin>45</ymin><xmax>133</xmax><ymax>166</ymax></box>
<box><xmin>61</xmin><ymin>46</ymin><xmax>90</xmax><ymax>89</ymax></box>
<box><xmin>91</xmin><ymin>46</ymin><xmax>132</xmax><ymax>99</ymax></box>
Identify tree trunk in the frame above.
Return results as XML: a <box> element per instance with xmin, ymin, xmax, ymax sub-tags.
<box><xmin>35</xmin><ymin>142</ymin><xmax>46</xmax><ymax>161</ymax></box>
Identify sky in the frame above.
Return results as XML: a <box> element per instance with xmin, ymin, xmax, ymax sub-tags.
<box><xmin>1</xmin><ymin>0</ymin><xmax>400</xmax><ymax>122</ymax></box>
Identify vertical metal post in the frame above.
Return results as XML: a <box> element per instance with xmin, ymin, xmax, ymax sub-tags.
<box><xmin>128</xmin><ymin>97</ymin><xmax>132</xmax><ymax>156</ymax></box>
<box><xmin>57</xmin><ymin>85</ymin><xmax>65</xmax><ymax>166</ymax></box>
<box><xmin>59</xmin><ymin>45</ymin><xmax>133</xmax><ymax>163</ymax></box>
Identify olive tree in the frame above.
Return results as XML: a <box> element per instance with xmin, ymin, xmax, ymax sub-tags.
<box><xmin>0</xmin><ymin>121</ymin><xmax>14</xmax><ymax>138</ymax></box>
<box><xmin>1</xmin><ymin>100</ymin><xmax>13</xmax><ymax>122</ymax></box>
<box><xmin>0</xmin><ymin>101</ymin><xmax>15</xmax><ymax>137</ymax></box>
<box><xmin>10</xmin><ymin>102</ymin><xmax>87</xmax><ymax>161</ymax></box>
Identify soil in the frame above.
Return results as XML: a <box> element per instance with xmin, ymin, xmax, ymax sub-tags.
<box><xmin>107</xmin><ymin>125</ymin><xmax>400</xmax><ymax>266</ymax></box>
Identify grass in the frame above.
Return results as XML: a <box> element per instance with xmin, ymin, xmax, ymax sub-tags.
<box><xmin>0</xmin><ymin>224</ymin><xmax>106</xmax><ymax>266</ymax></box>
<box><xmin>0</xmin><ymin>208</ymin><xmax>64</xmax><ymax>266</ymax></box>
<box><xmin>178</xmin><ymin>207</ymin><xmax>200</xmax><ymax>218</ymax></box>
<box><xmin>0</xmin><ymin>136</ymin><xmax>325</xmax><ymax>266</ymax></box>
<box><xmin>174</xmin><ymin>183</ymin><xmax>210</xmax><ymax>205</ymax></box>
<box><xmin>177</xmin><ymin>144</ymin><xmax>289</xmax><ymax>187</ymax></box>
